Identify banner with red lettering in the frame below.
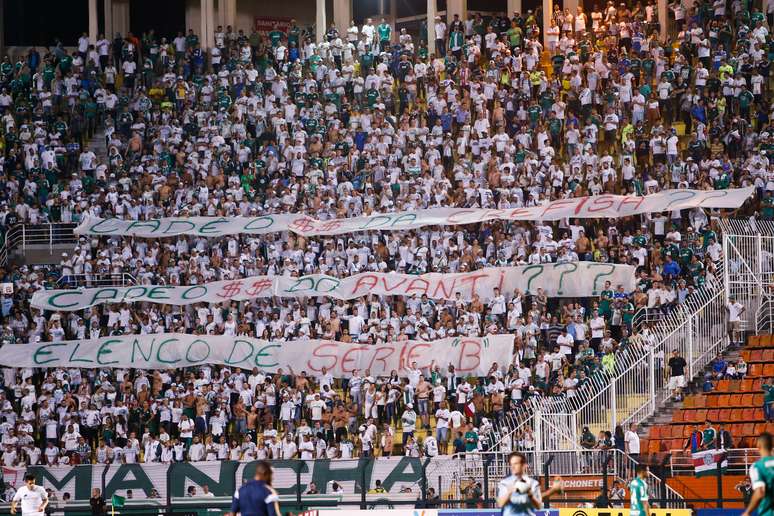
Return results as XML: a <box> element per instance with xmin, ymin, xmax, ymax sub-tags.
<box><xmin>254</xmin><ymin>16</ymin><xmax>292</xmax><ymax>36</ymax></box>
<box><xmin>73</xmin><ymin>187</ymin><xmax>754</xmax><ymax>238</ymax></box>
<box><xmin>31</xmin><ymin>263</ymin><xmax>636</xmax><ymax>311</ymax></box>
<box><xmin>2</xmin><ymin>334</ymin><xmax>514</xmax><ymax>376</ymax></box>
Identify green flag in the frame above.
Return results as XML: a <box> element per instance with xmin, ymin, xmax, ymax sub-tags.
<box><xmin>111</xmin><ymin>495</ymin><xmax>125</xmax><ymax>508</ymax></box>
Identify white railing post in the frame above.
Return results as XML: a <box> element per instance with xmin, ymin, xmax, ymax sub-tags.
<box><xmin>570</xmin><ymin>411</ymin><xmax>578</xmax><ymax>450</ymax></box>
<box><xmin>723</xmin><ymin>234</ymin><xmax>730</xmax><ymax>302</ymax></box>
<box><xmin>649</xmin><ymin>345</ymin><xmax>656</xmax><ymax>416</ymax></box>
<box><xmin>610</xmin><ymin>377</ymin><xmax>617</xmax><ymax>431</ymax></box>
<box><xmin>757</xmin><ymin>234</ymin><xmax>763</xmax><ymax>297</ymax></box>
<box><xmin>21</xmin><ymin>225</ymin><xmax>26</xmax><ymax>251</ymax></box>
<box><xmin>534</xmin><ymin>409</ymin><xmax>543</xmax><ymax>472</ymax></box>
<box><xmin>687</xmin><ymin>317</ymin><xmax>694</xmax><ymax>380</ymax></box>
<box><xmin>769</xmin><ymin>298</ymin><xmax>773</xmax><ymax>334</ymax></box>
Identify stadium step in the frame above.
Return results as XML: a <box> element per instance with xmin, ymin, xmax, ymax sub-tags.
<box><xmin>638</xmin><ymin>336</ymin><xmax>756</xmax><ymax>460</ymax></box>
<box><xmin>667</xmin><ymin>475</ymin><xmax>747</xmax><ymax>508</ymax></box>
<box><xmin>641</xmin><ymin>334</ymin><xmax>772</xmax><ymax>456</ymax></box>
<box><xmin>90</xmin><ymin>127</ymin><xmax>109</xmax><ymax>164</ymax></box>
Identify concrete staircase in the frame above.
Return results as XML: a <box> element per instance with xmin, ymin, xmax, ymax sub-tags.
<box><xmin>636</xmin><ymin>345</ymin><xmax>743</xmax><ymax>453</ymax></box>
<box><xmin>90</xmin><ymin>127</ymin><xmax>108</xmax><ymax>163</ymax></box>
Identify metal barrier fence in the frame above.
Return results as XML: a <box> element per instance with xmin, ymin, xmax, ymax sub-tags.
<box><xmin>492</xmin><ymin>270</ymin><xmax>730</xmax><ymax>454</ymax></box>
<box><xmin>669</xmin><ymin>447</ymin><xmax>760</xmax><ymax>475</ymax></box>
<box><xmin>489</xmin><ymin>219</ymin><xmax>772</xmax><ymax>464</ymax></box>
<box><xmin>450</xmin><ymin>450</ymin><xmax>683</xmax><ymax>506</ymax></box>
<box><xmin>632</xmin><ymin>306</ymin><xmax>666</xmax><ymax>334</ymax></box>
<box><xmin>56</xmin><ymin>273</ymin><xmax>137</xmax><ymax>288</ymax></box>
<box><xmin>0</xmin><ymin>223</ymin><xmax>78</xmax><ymax>266</ymax></box>
<box><xmin>756</xmin><ymin>294</ymin><xmax>774</xmax><ymax>335</ymax></box>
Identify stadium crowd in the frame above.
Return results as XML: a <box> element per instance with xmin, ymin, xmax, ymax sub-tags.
<box><xmin>0</xmin><ymin>0</ymin><xmax>770</xmax><ymax>466</ymax></box>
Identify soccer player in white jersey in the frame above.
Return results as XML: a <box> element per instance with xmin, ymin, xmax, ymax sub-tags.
<box><xmin>11</xmin><ymin>474</ymin><xmax>48</xmax><ymax>516</ymax></box>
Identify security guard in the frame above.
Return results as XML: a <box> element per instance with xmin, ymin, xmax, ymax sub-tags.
<box><xmin>231</xmin><ymin>461</ymin><xmax>280</xmax><ymax>516</ymax></box>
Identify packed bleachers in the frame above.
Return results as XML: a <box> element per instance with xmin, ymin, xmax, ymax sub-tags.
<box><xmin>0</xmin><ymin>0</ymin><xmax>769</xmax><ymax>479</ymax></box>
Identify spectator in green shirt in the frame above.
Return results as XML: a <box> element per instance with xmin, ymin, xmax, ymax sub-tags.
<box><xmin>464</xmin><ymin>423</ymin><xmax>478</xmax><ymax>452</ymax></box>
<box><xmin>268</xmin><ymin>24</ymin><xmax>285</xmax><ymax>48</ymax></box>
<box><xmin>702</xmin><ymin>420</ymin><xmax>717</xmax><ymax>450</ymax></box>
<box><xmin>377</xmin><ymin>19</ymin><xmax>392</xmax><ymax>51</ymax></box>
<box><xmin>763</xmin><ymin>383</ymin><xmax>774</xmax><ymax>421</ymax></box>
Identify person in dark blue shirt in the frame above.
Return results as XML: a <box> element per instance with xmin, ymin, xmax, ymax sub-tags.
<box><xmin>231</xmin><ymin>461</ymin><xmax>280</xmax><ymax>516</ymax></box>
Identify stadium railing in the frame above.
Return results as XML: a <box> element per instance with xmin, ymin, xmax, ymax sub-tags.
<box><xmin>55</xmin><ymin>272</ymin><xmax>137</xmax><ymax>288</ymax></box>
<box><xmin>445</xmin><ymin>449</ymin><xmax>682</xmax><ymax>505</ymax></box>
<box><xmin>0</xmin><ymin>222</ymin><xmax>78</xmax><ymax>267</ymax></box>
<box><xmin>668</xmin><ymin>447</ymin><xmax>760</xmax><ymax>475</ymax></box>
<box><xmin>490</xmin><ymin>219</ymin><xmax>773</xmax><ymax>459</ymax></box>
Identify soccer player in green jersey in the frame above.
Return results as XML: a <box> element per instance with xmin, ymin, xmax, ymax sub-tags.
<box><xmin>629</xmin><ymin>464</ymin><xmax>651</xmax><ymax>516</ymax></box>
<box><xmin>743</xmin><ymin>432</ymin><xmax>774</xmax><ymax>516</ymax></box>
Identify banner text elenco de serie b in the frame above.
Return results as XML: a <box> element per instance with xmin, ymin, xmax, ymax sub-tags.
<box><xmin>73</xmin><ymin>187</ymin><xmax>754</xmax><ymax>238</ymax></box>
<box><xmin>31</xmin><ymin>263</ymin><xmax>637</xmax><ymax>311</ymax></box>
<box><xmin>0</xmin><ymin>334</ymin><xmax>514</xmax><ymax>376</ymax></box>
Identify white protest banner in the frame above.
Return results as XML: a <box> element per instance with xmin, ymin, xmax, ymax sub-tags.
<box><xmin>74</xmin><ymin>187</ymin><xmax>754</xmax><ymax>238</ymax></box>
<box><xmin>0</xmin><ymin>334</ymin><xmax>513</xmax><ymax>376</ymax></box>
<box><xmin>31</xmin><ymin>263</ymin><xmax>636</xmax><ymax>311</ymax></box>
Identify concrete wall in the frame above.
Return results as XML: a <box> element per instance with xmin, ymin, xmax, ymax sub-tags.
<box><xmin>185</xmin><ymin>0</ymin><xmax>202</xmax><ymax>35</ymax></box>
<box><xmin>235</xmin><ymin>0</ymin><xmax>317</xmax><ymax>29</ymax></box>
<box><xmin>184</xmin><ymin>0</ymin><xmax>318</xmax><ymax>35</ymax></box>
